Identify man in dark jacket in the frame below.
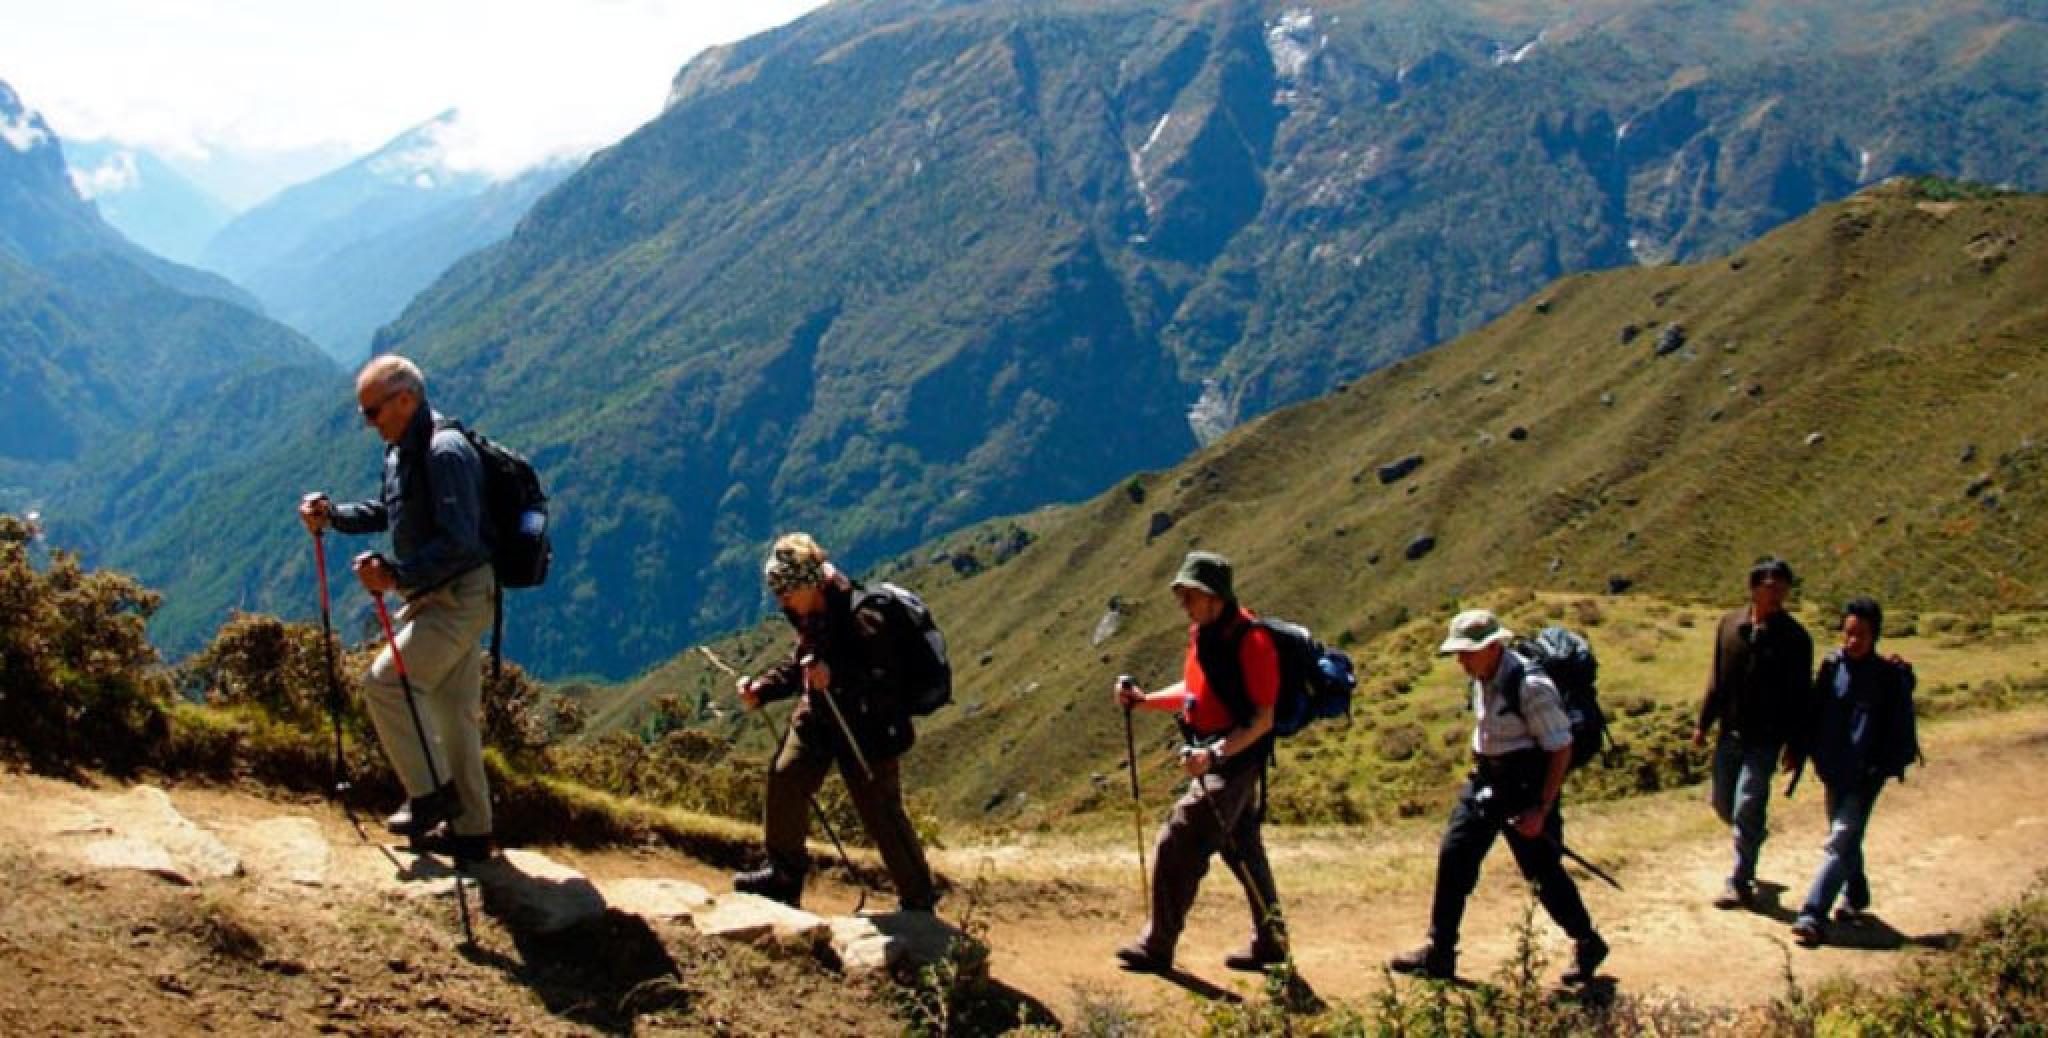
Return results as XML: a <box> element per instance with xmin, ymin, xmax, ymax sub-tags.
<box><xmin>298</xmin><ymin>355</ymin><xmax>497</xmax><ymax>864</ymax></box>
<box><xmin>1389</xmin><ymin>609</ymin><xmax>1607</xmax><ymax>983</ymax></box>
<box><xmin>1693</xmin><ymin>556</ymin><xmax>1815</xmax><ymax>909</ymax></box>
<box><xmin>1791</xmin><ymin>597</ymin><xmax>1917</xmax><ymax>946</ymax></box>
<box><xmin>733</xmin><ymin>532</ymin><xmax>935</xmax><ymax>911</ymax></box>
<box><xmin>1112</xmin><ymin>551</ymin><xmax>1288</xmax><ymax>975</ymax></box>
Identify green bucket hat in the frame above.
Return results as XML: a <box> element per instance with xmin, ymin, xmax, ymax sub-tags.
<box><xmin>1170</xmin><ymin>551</ymin><xmax>1235</xmax><ymax>602</ymax></box>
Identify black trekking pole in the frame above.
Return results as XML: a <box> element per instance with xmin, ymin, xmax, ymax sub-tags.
<box><xmin>1116</xmin><ymin>679</ymin><xmax>1151</xmax><ymax>912</ymax></box>
<box><xmin>1783</xmin><ymin>758</ymin><xmax>1806</xmax><ymax>799</ymax></box>
<box><xmin>1185</xmin><ymin>749</ymin><xmax>1297</xmax><ymax>980</ymax></box>
<box><xmin>1552</xmin><ymin>836</ymin><xmax>1624</xmax><ymax>891</ymax></box>
<box><xmin>702</xmin><ymin>647</ymin><xmax>873</xmax><ymax>913</ymax></box>
<box><xmin>309</xmin><ymin>526</ymin><xmax>366</xmax><ymax>841</ymax></box>
<box><xmin>372</xmin><ymin>586</ymin><xmax>476</xmax><ymax>947</ymax></box>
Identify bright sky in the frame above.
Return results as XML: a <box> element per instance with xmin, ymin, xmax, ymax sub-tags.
<box><xmin>0</xmin><ymin>0</ymin><xmax>827</xmax><ymax>204</ymax></box>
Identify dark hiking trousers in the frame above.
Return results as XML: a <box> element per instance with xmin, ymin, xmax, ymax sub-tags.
<box><xmin>763</xmin><ymin>704</ymin><xmax>935</xmax><ymax>909</ymax></box>
<box><xmin>1428</xmin><ymin>770</ymin><xmax>1595</xmax><ymax>952</ymax></box>
<box><xmin>1138</xmin><ymin>761</ymin><xmax>1283</xmax><ymax>956</ymax></box>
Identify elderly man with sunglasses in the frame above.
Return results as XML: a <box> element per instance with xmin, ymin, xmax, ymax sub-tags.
<box><xmin>1693</xmin><ymin>556</ymin><xmax>1815</xmax><ymax>910</ymax></box>
<box><xmin>297</xmin><ymin>354</ymin><xmax>497</xmax><ymax>864</ymax></box>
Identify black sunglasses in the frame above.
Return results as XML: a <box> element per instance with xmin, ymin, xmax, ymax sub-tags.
<box><xmin>359</xmin><ymin>390</ymin><xmax>405</xmax><ymax>422</ymax></box>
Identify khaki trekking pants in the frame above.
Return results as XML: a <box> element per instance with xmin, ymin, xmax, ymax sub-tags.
<box><xmin>363</xmin><ymin>564</ymin><xmax>496</xmax><ymax>836</ymax></box>
<box><xmin>764</xmin><ymin>702</ymin><xmax>935</xmax><ymax>909</ymax></box>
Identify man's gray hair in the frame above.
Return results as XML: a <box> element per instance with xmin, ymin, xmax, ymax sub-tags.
<box><xmin>358</xmin><ymin>354</ymin><xmax>427</xmax><ymax>399</ymax></box>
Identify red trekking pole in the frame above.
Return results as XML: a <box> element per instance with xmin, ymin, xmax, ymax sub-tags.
<box><xmin>370</xmin><ymin>582</ymin><xmax>475</xmax><ymax>946</ymax></box>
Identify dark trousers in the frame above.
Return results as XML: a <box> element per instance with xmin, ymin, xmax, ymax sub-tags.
<box><xmin>763</xmin><ymin>703</ymin><xmax>935</xmax><ymax>909</ymax></box>
<box><xmin>1139</xmin><ymin>761</ymin><xmax>1283</xmax><ymax>955</ymax></box>
<box><xmin>1428</xmin><ymin>768</ymin><xmax>1595</xmax><ymax>951</ymax></box>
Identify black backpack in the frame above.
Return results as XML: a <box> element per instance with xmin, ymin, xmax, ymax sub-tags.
<box><xmin>857</xmin><ymin>582</ymin><xmax>952</xmax><ymax>717</ymax></box>
<box><xmin>431</xmin><ymin>417</ymin><xmax>551</xmax><ymax>589</ymax></box>
<box><xmin>1215</xmin><ymin>618</ymin><xmax>1356</xmax><ymax>738</ymax></box>
<box><xmin>1505</xmin><ymin>626</ymin><xmax>1608</xmax><ymax>771</ymax></box>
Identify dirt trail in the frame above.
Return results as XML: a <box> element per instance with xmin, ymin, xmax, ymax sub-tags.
<box><xmin>0</xmin><ymin>708</ymin><xmax>2041</xmax><ymax>1032</ymax></box>
<box><xmin>953</xmin><ymin>708</ymin><xmax>2048</xmax><ymax>1018</ymax></box>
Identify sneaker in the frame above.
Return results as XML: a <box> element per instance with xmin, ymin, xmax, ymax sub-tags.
<box><xmin>384</xmin><ymin>783</ymin><xmax>461</xmax><ymax>838</ymax></box>
<box><xmin>732</xmin><ymin>864</ymin><xmax>804</xmax><ymax>908</ymax></box>
<box><xmin>1561</xmin><ymin>932</ymin><xmax>1608</xmax><ymax>986</ymax></box>
<box><xmin>1833</xmin><ymin>905</ymin><xmax>1871</xmax><ymax>926</ymax></box>
<box><xmin>1388</xmin><ymin>942</ymin><xmax>1456</xmax><ymax>980</ymax></box>
<box><xmin>1791</xmin><ymin>917</ymin><xmax>1825</xmax><ymax>947</ymax></box>
<box><xmin>1223</xmin><ymin>939</ymin><xmax>1289</xmax><ymax>973</ymax></box>
<box><xmin>1713</xmin><ymin>879</ymin><xmax>1753</xmax><ymax>910</ymax></box>
<box><xmin>1115</xmin><ymin>941</ymin><xmax>1173</xmax><ymax>974</ymax></box>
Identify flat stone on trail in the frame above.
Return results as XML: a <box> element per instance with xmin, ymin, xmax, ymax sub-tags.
<box><xmin>693</xmin><ymin>892</ymin><xmax>830</xmax><ymax>949</ymax></box>
<box><xmin>467</xmin><ymin>849</ymin><xmax>608</xmax><ymax>934</ymax></box>
<box><xmin>82</xmin><ymin>786</ymin><xmax>240</xmax><ymax>884</ymax></box>
<box><xmin>81</xmin><ymin>835</ymin><xmax>190</xmax><ymax>884</ymax></box>
<box><xmin>828</xmin><ymin>911</ymin><xmax>975</xmax><ymax>979</ymax></box>
<box><xmin>218</xmin><ymin>817</ymin><xmax>330</xmax><ymax>887</ymax></box>
<box><xmin>601</xmin><ymin>877</ymin><xmax>712</xmax><ymax>921</ymax></box>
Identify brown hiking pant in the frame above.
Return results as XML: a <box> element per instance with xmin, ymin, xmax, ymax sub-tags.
<box><xmin>1139</xmin><ymin>761</ymin><xmax>1283</xmax><ymax>956</ymax></box>
<box><xmin>763</xmin><ymin>702</ymin><xmax>935</xmax><ymax>909</ymax></box>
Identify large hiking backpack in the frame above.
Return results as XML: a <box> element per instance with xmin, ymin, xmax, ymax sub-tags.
<box><xmin>857</xmin><ymin>582</ymin><xmax>952</xmax><ymax>717</ymax></box>
<box><xmin>1215</xmin><ymin>618</ymin><xmax>1356</xmax><ymax>738</ymax></box>
<box><xmin>432</xmin><ymin>418</ymin><xmax>551</xmax><ymax>590</ymax></box>
<box><xmin>1505</xmin><ymin>626</ymin><xmax>1608</xmax><ymax>771</ymax></box>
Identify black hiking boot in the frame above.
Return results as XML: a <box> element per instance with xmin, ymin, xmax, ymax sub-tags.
<box><xmin>1224</xmin><ymin>937</ymin><xmax>1289</xmax><ymax>973</ymax></box>
<box><xmin>1561</xmin><ymin>932</ymin><xmax>1609</xmax><ymax>985</ymax></box>
<box><xmin>1713</xmin><ymin>879</ymin><xmax>1753</xmax><ymax>910</ymax></box>
<box><xmin>415</xmin><ymin>829</ymin><xmax>495</xmax><ymax>867</ymax></box>
<box><xmin>732</xmin><ymin>864</ymin><xmax>804</xmax><ymax>908</ymax></box>
<box><xmin>1791</xmin><ymin>916</ymin><xmax>1825</xmax><ymax>948</ymax></box>
<box><xmin>385</xmin><ymin>782</ymin><xmax>461</xmax><ymax>838</ymax></box>
<box><xmin>1388</xmin><ymin>942</ymin><xmax>1456</xmax><ymax>980</ymax></box>
<box><xmin>1114</xmin><ymin>941</ymin><xmax>1173</xmax><ymax>974</ymax></box>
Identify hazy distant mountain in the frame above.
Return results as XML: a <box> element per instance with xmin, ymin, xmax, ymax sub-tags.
<box><xmin>200</xmin><ymin>110</ymin><xmax>577</xmax><ymax>363</ymax></box>
<box><xmin>64</xmin><ymin>139</ymin><xmax>235</xmax><ymax>265</ymax></box>
<box><xmin>0</xmin><ymin>78</ymin><xmax>332</xmax><ymax>523</ymax></box>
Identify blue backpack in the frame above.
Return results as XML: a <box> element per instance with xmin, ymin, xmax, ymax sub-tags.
<box><xmin>1211</xmin><ymin>618</ymin><xmax>1355</xmax><ymax>738</ymax></box>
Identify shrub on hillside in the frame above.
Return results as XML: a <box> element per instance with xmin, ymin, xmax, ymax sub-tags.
<box><xmin>0</xmin><ymin>513</ymin><xmax>169</xmax><ymax>773</ymax></box>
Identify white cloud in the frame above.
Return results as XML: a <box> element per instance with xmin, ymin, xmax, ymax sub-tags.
<box><xmin>0</xmin><ymin>0</ymin><xmax>826</xmax><ymax>180</ymax></box>
<box><xmin>69</xmin><ymin>150</ymin><xmax>140</xmax><ymax>197</ymax></box>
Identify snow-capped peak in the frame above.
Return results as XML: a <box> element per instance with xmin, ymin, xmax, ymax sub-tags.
<box><xmin>0</xmin><ymin>83</ymin><xmax>52</xmax><ymax>154</ymax></box>
<box><xmin>365</xmin><ymin>109</ymin><xmax>466</xmax><ymax>188</ymax></box>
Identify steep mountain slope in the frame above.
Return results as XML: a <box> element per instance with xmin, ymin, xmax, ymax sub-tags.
<box><xmin>200</xmin><ymin>111</ymin><xmax>576</xmax><ymax>363</ymax></box>
<box><xmin>112</xmin><ymin>1</ymin><xmax>2048</xmax><ymax>677</ymax></box>
<box><xmin>380</xmin><ymin>0</ymin><xmax>2048</xmax><ymax>678</ymax></box>
<box><xmin>0</xmin><ymin>81</ymin><xmax>255</xmax><ymax>311</ymax></box>
<box><xmin>613</xmin><ymin>183</ymin><xmax>2048</xmax><ymax>820</ymax></box>
<box><xmin>63</xmin><ymin>139</ymin><xmax>236</xmax><ymax>266</ymax></box>
<box><xmin>0</xmin><ymin>79</ymin><xmax>335</xmax><ymax>561</ymax></box>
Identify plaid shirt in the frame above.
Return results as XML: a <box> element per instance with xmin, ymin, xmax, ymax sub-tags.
<box><xmin>1470</xmin><ymin>653</ymin><xmax>1573</xmax><ymax>757</ymax></box>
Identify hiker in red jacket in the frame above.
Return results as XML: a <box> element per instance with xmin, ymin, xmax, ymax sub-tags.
<box><xmin>1112</xmin><ymin>551</ymin><xmax>1287</xmax><ymax>975</ymax></box>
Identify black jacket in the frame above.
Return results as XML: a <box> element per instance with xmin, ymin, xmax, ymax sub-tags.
<box><xmin>1809</xmin><ymin>650</ymin><xmax>1918</xmax><ymax>787</ymax></box>
<box><xmin>1698</xmin><ymin>607</ymin><xmax>1815</xmax><ymax>753</ymax></box>
<box><xmin>754</xmin><ymin>580</ymin><xmax>916</xmax><ymax>761</ymax></box>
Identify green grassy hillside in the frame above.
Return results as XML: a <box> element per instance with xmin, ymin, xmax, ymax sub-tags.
<box><xmin>601</xmin><ymin>181</ymin><xmax>2048</xmax><ymax>825</ymax></box>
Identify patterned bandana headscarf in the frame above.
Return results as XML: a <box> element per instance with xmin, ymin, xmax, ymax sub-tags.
<box><xmin>764</xmin><ymin>545</ymin><xmax>828</xmax><ymax>596</ymax></box>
